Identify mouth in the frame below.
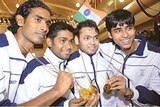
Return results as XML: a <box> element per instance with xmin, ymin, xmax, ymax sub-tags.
<box><xmin>64</xmin><ymin>51</ymin><xmax>71</xmax><ymax>55</ymax></box>
<box><xmin>89</xmin><ymin>46</ymin><xmax>97</xmax><ymax>50</ymax></box>
<box><xmin>37</xmin><ymin>33</ymin><xmax>46</xmax><ymax>39</ymax></box>
<box><xmin>121</xmin><ymin>38</ymin><xmax>130</xmax><ymax>44</ymax></box>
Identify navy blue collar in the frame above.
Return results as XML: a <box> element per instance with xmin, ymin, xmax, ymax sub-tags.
<box><xmin>133</xmin><ymin>35</ymin><xmax>146</xmax><ymax>56</ymax></box>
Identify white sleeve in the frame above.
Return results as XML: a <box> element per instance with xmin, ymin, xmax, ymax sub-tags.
<box><xmin>0</xmin><ymin>50</ymin><xmax>7</xmax><ymax>101</ymax></box>
<box><xmin>0</xmin><ymin>65</ymin><xmax>5</xmax><ymax>101</ymax></box>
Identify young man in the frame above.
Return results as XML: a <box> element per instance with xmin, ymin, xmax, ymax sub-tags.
<box><xmin>0</xmin><ymin>0</ymin><xmax>73</xmax><ymax>106</ymax></box>
<box><xmin>66</xmin><ymin>19</ymin><xmax>112</xmax><ymax>106</ymax></box>
<box><xmin>15</xmin><ymin>22</ymin><xmax>88</xmax><ymax>106</ymax></box>
<box><xmin>100</xmin><ymin>9</ymin><xmax>160</xmax><ymax>106</ymax></box>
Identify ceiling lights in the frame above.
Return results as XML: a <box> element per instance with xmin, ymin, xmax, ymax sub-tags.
<box><xmin>76</xmin><ymin>2</ymin><xmax>80</xmax><ymax>8</ymax></box>
<box><xmin>16</xmin><ymin>3</ymin><xmax>20</xmax><ymax>8</ymax></box>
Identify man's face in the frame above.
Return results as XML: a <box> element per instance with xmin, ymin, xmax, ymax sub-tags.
<box><xmin>47</xmin><ymin>30</ymin><xmax>74</xmax><ymax>60</ymax></box>
<box><xmin>109</xmin><ymin>23</ymin><xmax>136</xmax><ymax>52</ymax></box>
<box><xmin>19</xmin><ymin>7</ymin><xmax>51</xmax><ymax>45</ymax></box>
<box><xmin>76</xmin><ymin>27</ymin><xmax>99</xmax><ymax>55</ymax></box>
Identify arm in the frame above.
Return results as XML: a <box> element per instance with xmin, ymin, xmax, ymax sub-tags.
<box><xmin>0</xmin><ymin>52</ymin><xmax>13</xmax><ymax>106</ymax></box>
<box><xmin>0</xmin><ymin>68</ymin><xmax>12</xmax><ymax>106</ymax></box>
<box><xmin>17</xmin><ymin>71</ymin><xmax>73</xmax><ymax>106</ymax></box>
<box><xmin>0</xmin><ymin>67</ymin><xmax>5</xmax><ymax>101</ymax></box>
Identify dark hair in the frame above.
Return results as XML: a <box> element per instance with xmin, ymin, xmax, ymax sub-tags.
<box><xmin>75</xmin><ymin>19</ymin><xmax>99</xmax><ymax>37</ymax></box>
<box><xmin>47</xmin><ymin>22</ymin><xmax>75</xmax><ymax>39</ymax></box>
<box><xmin>8</xmin><ymin>0</ymin><xmax>52</xmax><ymax>34</ymax></box>
<box><xmin>105</xmin><ymin>9</ymin><xmax>135</xmax><ymax>32</ymax></box>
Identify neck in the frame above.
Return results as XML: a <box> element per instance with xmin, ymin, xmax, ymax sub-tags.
<box><xmin>123</xmin><ymin>41</ymin><xmax>140</xmax><ymax>55</ymax></box>
<box><xmin>17</xmin><ymin>41</ymin><xmax>33</xmax><ymax>57</ymax></box>
<box><xmin>15</xmin><ymin>29</ymin><xmax>34</xmax><ymax>57</ymax></box>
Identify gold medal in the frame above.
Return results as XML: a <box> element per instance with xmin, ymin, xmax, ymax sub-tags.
<box><xmin>79</xmin><ymin>85</ymin><xmax>98</xmax><ymax>99</ymax></box>
<box><xmin>79</xmin><ymin>88</ymin><xmax>90</xmax><ymax>99</ymax></box>
<box><xmin>103</xmin><ymin>84</ymin><xmax>112</xmax><ymax>94</ymax></box>
<box><xmin>88</xmin><ymin>84</ymin><xmax>98</xmax><ymax>95</ymax></box>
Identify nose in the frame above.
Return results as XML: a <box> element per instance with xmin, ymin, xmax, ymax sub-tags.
<box><xmin>121</xmin><ymin>29</ymin><xmax>128</xmax><ymax>38</ymax></box>
<box><xmin>90</xmin><ymin>38</ymin><xmax>96</xmax><ymax>44</ymax></box>
<box><xmin>65</xmin><ymin>42</ymin><xmax>72</xmax><ymax>50</ymax></box>
<box><xmin>41</xmin><ymin>22</ymin><xmax>48</xmax><ymax>33</ymax></box>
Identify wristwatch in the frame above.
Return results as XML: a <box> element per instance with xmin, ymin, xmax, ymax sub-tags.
<box><xmin>124</xmin><ymin>88</ymin><xmax>134</xmax><ymax>101</ymax></box>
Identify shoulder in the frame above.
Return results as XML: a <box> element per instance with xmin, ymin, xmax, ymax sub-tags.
<box><xmin>67</xmin><ymin>50</ymin><xmax>80</xmax><ymax>62</ymax></box>
<box><xmin>19</xmin><ymin>56</ymin><xmax>49</xmax><ymax>84</ymax></box>
<box><xmin>147</xmin><ymin>42</ymin><xmax>160</xmax><ymax>53</ymax></box>
<box><xmin>66</xmin><ymin>50</ymin><xmax>80</xmax><ymax>67</ymax></box>
<box><xmin>0</xmin><ymin>33</ymin><xmax>9</xmax><ymax>47</ymax></box>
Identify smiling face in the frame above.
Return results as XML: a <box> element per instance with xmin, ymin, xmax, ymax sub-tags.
<box><xmin>108</xmin><ymin>23</ymin><xmax>136</xmax><ymax>53</ymax></box>
<box><xmin>75</xmin><ymin>27</ymin><xmax>99</xmax><ymax>55</ymax></box>
<box><xmin>47</xmin><ymin>30</ymin><xmax>74</xmax><ymax>60</ymax></box>
<box><xmin>17</xmin><ymin>7</ymin><xmax>51</xmax><ymax>45</ymax></box>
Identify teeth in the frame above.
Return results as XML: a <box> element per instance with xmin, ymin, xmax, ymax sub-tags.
<box><xmin>122</xmin><ymin>39</ymin><xmax>129</xmax><ymax>44</ymax></box>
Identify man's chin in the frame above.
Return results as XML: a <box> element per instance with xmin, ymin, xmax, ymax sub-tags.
<box><xmin>87</xmin><ymin>51</ymin><xmax>96</xmax><ymax>56</ymax></box>
<box><xmin>62</xmin><ymin>56</ymin><xmax>70</xmax><ymax>60</ymax></box>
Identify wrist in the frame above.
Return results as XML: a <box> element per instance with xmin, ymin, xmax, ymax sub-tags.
<box><xmin>124</xmin><ymin>88</ymin><xmax>134</xmax><ymax>101</ymax></box>
<box><xmin>52</xmin><ymin>87</ymin><xmax>63</xmax><ymax>98</ymax></box>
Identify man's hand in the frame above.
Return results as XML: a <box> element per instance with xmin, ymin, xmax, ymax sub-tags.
<box><xmin>69</xmin><ymin>20</ymin><xmax>78</xmax><ymax>28</ymax></box>
<box><xmin>108</xmin><ymin>75</ymin><xmax>127</xmax><ymax>95</ymax></box>
<box><xmin>69</xmin><ymin>98</ymin><xmax>87</xmax><ymax>106</ymax></box>
<box><xmin>53</xmin><ymin>71</ymin><xmax>73</xmax><ymax>96</ymax></box>
<box><xmin>108</xmin><ymin>75</ymin><xmax>134</xmax><ymax>100</ymax></box>
<box><xmin>70</xmin><ymin>93</ymin><xmax>99</xmax><ymax>107</ymax></box>
<box><xmin>85</xmin><ymin>93</ymin><xmax>99</xmax><ymax>106</ymax></box>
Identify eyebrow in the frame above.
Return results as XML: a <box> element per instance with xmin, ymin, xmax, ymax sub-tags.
<box><xmin>85</xmin><ymin>34</ymin><xmax>99</xmax><ymax>37</ymax></box>
<box><xmin>35</xmin><ymin>15</ymin><xmax>51</xmax><ymax>22</ymax></box>
<box><xmin>113</xmin><ymin>28</ymin><xmax>121</xmax><ymax>31</ymax></box>
<box><xmin>113</xmin><ymin>25</ymin><xmax>132</xmax><ymax>31</ymax></box>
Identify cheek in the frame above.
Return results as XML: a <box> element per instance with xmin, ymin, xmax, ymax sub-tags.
<box><xmin>96</xmin><ymin>41</ymin><xmax>99</xmax><ymax>45</ymax></box>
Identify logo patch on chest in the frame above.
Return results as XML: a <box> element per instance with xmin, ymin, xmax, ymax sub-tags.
<box><xmin>9</xmin><ymin>80</ymin><xmax>17</xmax><ymax>84</ymax></box>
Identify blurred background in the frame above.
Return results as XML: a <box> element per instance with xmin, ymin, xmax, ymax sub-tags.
<box><xmin>0</xmin><ymin>0</ymin><xmax>159</xmax><ymax>56</ymax></box>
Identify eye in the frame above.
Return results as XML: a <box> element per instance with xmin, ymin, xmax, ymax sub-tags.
<box><xmin>70</xmin><ymin>39</ymin><xmax>74</xmax><ymax>43</ymax></box>
<box><xmin>94</xmin><ymin>36</ymin><xmax>99</xmax><ymax>40</ymax></box>
<box><xmin>84</xmin><ymin>37</ymin><xmax>90</xmax><ymax>40</ymax></box>
<box><xmin>114</xmin><ymin>29</ymin><xmax>121</xmax><ymax>33</ymax></box>
<box><xmin>60</xmin><ymin>39</ymin><xmax>66</xmax><ymax>44</ymax></box>
<box><xmin>35</xmin><ymin>17</ymin><xmax>42</xmax><ymax>23</ymax></box>
<box><xmin>46</xmin><ymin>20</ymin><xmax>52</xmax><ymax>27</ymax></box>
<box><xmin>126</xmin><ymin>26</ymin><xmax>133</xmax><ymax>31</ymax></box>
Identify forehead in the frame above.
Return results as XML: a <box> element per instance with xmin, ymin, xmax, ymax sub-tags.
<box><xmin>56</xmin><ymin>30</ymin><xmax>74</xmax><ymax>38</ymax></box>
<box><xmin>80</xmin><ymin>27</ymin><xmax>98</xmax><ymax>35</ymax></box>
<box><xmin>28</xmin><ymin>7</ymin><xmax>51</xmax><ymax>20</ymax></box>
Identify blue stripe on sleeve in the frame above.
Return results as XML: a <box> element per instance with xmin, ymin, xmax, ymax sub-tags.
<box><xmin>136</xmin><ymin>85</ymin><xmax>160</xmax><ymax>106</ymax></box>
<box><xmin>0</xmin><ymin>99</ymin><xmax>16</xmax><ymax>106</ymax></box>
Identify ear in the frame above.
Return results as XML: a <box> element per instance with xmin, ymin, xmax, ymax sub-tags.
<box><xmin>46</xmin><ymin>38</ymin><xmax>53</xmax><ymax>47</ymax></box>
<box><xmin>74</xmin><ymin>36</ymin><xmax>79</xmax><ymax>45</ymax></box>
<box><xmin>16</xmin><ymin>15</ymin><xmax>25</xmax><ymax>27</ymax></box>
<box><xmin>107</xmin><ymin>31</ymin><xmax>112</xmax><ymax>39</ymax></box>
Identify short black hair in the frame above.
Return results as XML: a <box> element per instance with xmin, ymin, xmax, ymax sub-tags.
<box><xmin>75</xmin><ymin>19</ymin><xmax>99</xmax><ymax>37</ymax></box>
<box><xmin>47</xmin><ymin>22</ymin><xmax>75</xmax><ymax>39</ymax></box>
<box><xmin>105</xmin><ymin>9</ymin><xmax>135</xmax><ymax>32</ymax></box>
<box><xmin>8</xmin><ymin>0</ymin><xmax>52</xmax><ymax>34</ymax></box>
